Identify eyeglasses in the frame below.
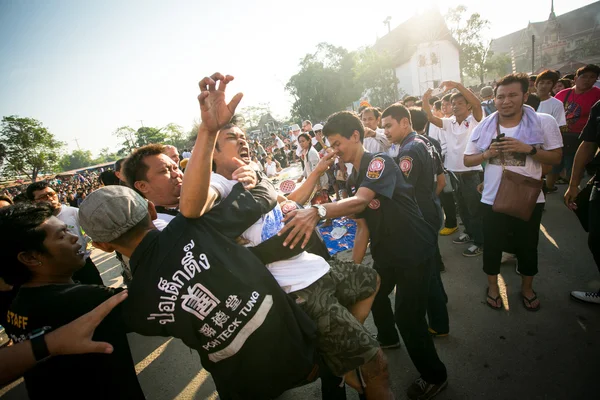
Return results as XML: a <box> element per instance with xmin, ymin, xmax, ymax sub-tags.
<box><xmin>35</xmin><ymin>192</ymin><xmax>57</xmax><ymax>201</ymax></box>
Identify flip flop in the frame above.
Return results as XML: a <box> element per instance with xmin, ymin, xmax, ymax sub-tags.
<box><xmin>522</xmin><ymin>292</ymin><xmax>541</xmax><ymax>312</ymax></box>
<box><xmin>486</xmin><ymin>287</ymin><xmax>503</xmax><ymax>310</ymax></box>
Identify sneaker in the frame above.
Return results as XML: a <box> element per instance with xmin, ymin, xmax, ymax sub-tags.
<box><xmin>462</xmin><ymin>245</ymin><xmax>483</xmax><ymax>257</ymax></box>
<box><xmin>500</xmin><ymin>252</ymin><xmax>516</xmax><ymax>264</ymax></box>
<box><xmin>428</xmin><ymin>327</ymin><xmax>449</xmax><ymax>337</ymax></box>
<box><xmin>452</xmin><ymin>233</ymin><xmax>472</xmax><ymax>244</ymax></box>
<box><xmin>407</xmin><ymin>377</ymin><xmax>448</xmax><ymax>400</ymax></box>
<box><xmin>376</xmin><ymin>336</ymin><xmax>401</xmax><ymax>349</ymax></box>
<box><xmin>570</xmin><ymin>290</ymin><xmax>600</xmax><ymax>304</ymax></box>
<box><xmin>439</xmin><ymin>226</ymin><xmax>458</xmax><ymax>236</ymax></box>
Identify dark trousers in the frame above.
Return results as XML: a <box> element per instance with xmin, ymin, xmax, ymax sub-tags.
<box><xmin>482</xmin><ymin>203</ymin><xmax>544</xmax><ymax>276</ymax></box>
<box><xmin>589</xmin><ymin>186</ymin><xmax>600</xmax><ymax>273</ymax></box>
<box><xmin>371</xmin><ymin>258</ymin><xmax>447</xmax><ymax>384</ymax></box>
<box><xmin>454</xmin><ymin>172</ymin><xmax>484</xmax><ymax>246</ymax></box>
<box><xmin>73</xmin><ymin>257</ymin><xmax>103</xmax><ymax>285</ymax></box>
<box><xmin>439</xmin><ymin>191</ymin><xmax>457</xmax><ymax>229</ymax></box>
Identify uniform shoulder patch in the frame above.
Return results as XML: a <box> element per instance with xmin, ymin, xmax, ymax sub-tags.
<box><xmin>399</xmin><ymin>156</ymin><xmax>413</xmax><ymax>178</ymax></box>
<box><xmin>366</xmin><ymin>156</ymin><xmax>385</xmax><ymax>180</ymax></box>
<box><xmin>368</xmin><ymin>199</ymin><xmax>381</xmax><ymax>210</ymax></box>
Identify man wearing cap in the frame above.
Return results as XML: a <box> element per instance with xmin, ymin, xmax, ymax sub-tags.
<box><xmin>290</xmin><ymin>123</ymin><xmax>303</xmax><ymax>162</ymax></box>
<box><xmin>480</xmin><ymin>86</ymin><xmax>496</xmax><ymax>117</ymax></box>
<box><xmin>79</xmin><ymin>73</ymin><xmax>317</xmax><ymax>400</ymax></box>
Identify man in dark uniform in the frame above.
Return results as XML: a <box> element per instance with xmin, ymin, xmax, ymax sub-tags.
<box><xmin>280</xmin><ymin>111</ymin><xmax>448</xmax><ymax>400</ymax></box>
<box><xmin>379</xmin><ymin>105</ymin><xmax>449</xmax><ymax>339</ymax></box>
<box><xmin>566</xmin><ymin>99</ymin><xmax>600</xmax><ymax>303</ymax></box>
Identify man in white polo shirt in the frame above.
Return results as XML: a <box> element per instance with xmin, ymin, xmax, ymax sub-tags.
<box><xmin>423</xmin><ymin>81</ymin><xmax>485</xmax><ymax>257</ymax></box>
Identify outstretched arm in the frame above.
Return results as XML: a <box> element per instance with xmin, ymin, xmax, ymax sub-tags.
<box><xmin>287</xmin><ymin>151</ymin><xmax>336</xmax><ymax>205</ymax></box>
<box><xmin>422</xmin><ymin>89</ymin><xmax>443</xmax><ymax>128</ymax></box>
<box><xmin>179</xmin><ymin>73</ymin><xmax>243</xmax><ymax>219</ymax></box>
<box><xmin>442</xmin><ymin>81</ymin><xmax>483</xmax><ymax>122</ymax></box>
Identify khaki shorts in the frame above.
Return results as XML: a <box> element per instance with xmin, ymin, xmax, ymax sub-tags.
<box><xmin>292</xmin><ymin>259</ymin><xmax>380</xmax><ymax>376</ymax></box>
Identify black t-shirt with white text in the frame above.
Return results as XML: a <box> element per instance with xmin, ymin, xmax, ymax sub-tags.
<box><xmin>6</xmin><ymin>285</ymin><xmax>144</xmax><ymax>400</ymax></box>
<box><xmin>347</xmin><ymin>152</ymin><xmax>437</xmax><ymax>268</ymax></box>
<box><xmin>125</xmin><ymin>183</ymin><xmax>316</xmax><ymax>399</ymax></box>
<box><xmin>580</xmin><ymin>99</ymin><xmax>600</xmax><ymax>180</ymax></box>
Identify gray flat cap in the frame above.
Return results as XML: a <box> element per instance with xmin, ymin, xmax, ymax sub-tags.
<box><xmin>79</xmin><ymin>186</ymin><xmax>148</xmax><ymax>243</ymax></box>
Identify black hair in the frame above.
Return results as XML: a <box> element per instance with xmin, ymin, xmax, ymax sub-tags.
<box><xmin>494</xmin><ymin>73</ymin><xmax>529</xmax><ymax>95</ymax></box>
<box><xmin>361</xmin><ymin>107</ymin><xmax>381</xmax><ymax>119</ymax></box>
<box><xmin>298</xmin><ymin>133</ymin><xmax>312</xmax><ymax>149</ymax></box>
<box><xmin>409</xmin><ymin>108</ymin><xmax>428</xmax><ymax>132</ymax></box>
<box><xmin>450</xmin><ymin>92</ymin><xmax>467</xmax><ymax>104</ymax></box>
<box><xmin>99</xmin><ymin>170</ymin><xmax>120</xmax><ymax>186</ymax></box>
<box><xmin>536</xmin><ymin>70</ymin><xmax>559</xmax><ymax>86</ymax></box>
<box><xmin>529</xmin><ymin>75</ymin><xmax>537</xmax><ymax>81</ymax></box>
<box><xmin>114</xmin><ymin>158</ymin><xmax>126</xmax><ymax>172</ymax></box>
<box><xmin>428</xmin><ymin>96</ymin><xmax>440</xmax><ymax>105</ymax></box>
<box><xmin>575</xmin><ymin>64</ymin><xmax>600</xmax><ymax>79</ymax></box>
<box><xmin>323</xmin><ymin>111</ymin><xmax>365</xmax><ymax>143</ymax></box>
<box><xmin>442</xmin><ymin>94</ymin><xmax>452</xmax><ymax>103</ymax></box>
<box><xmin>434</xmin><ymin>100</ymin><xmax>442</xmax><ymax>111</ymax></box>
<box><xmin>13</xmin><ymin>193</ymin><xmax>29</xmax><ymax>204</ymax></box>
<box><xmin>525</xmin><ymin>93</ymin><xmax>541</xmax><ymax>111</ymax></box>
<box><xmin>403</xmin><ymin>96</ymin><xmax>418</xmax><ymax>104</ymax></box>
<box><xmin>382</xmin><ymin>104</ymin><xmax>412</xmax><ymax>126</ymax></box>
<box><xmin>0</xmin><ymin>202</ymin><xmax>54</xmax><ymax>285</ymax></box>
<box><xmin>26</xmin><ymin>181</ymin><xmax>50</xmax><ymax>201</ymax></box>
<box><xmin>563</xmin><ymin>73</ymin><xmax>575</xmax><ymax>80</ymax></box>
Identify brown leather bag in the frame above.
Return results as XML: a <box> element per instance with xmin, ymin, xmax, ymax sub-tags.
<box><xmin>491</xmin><ymin>120</ymin><xmax>543</xmax><ymax>221</ymax></box>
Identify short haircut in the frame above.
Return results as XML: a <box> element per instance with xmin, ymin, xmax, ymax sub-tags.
<box><xmin>114</xmin><ymin>158</ymin><xmax>126</xmax><ymax>172</ymax></box>
<box><xmin>529</xmin><ymin>75</ymin><xmax>537</xmax><ymax>81</ymax></box>
<box><xmin>429</xmin><ymin>96</ymin><xmax>440</xmax><ymax>105</ymax></box>
<box><xmin>563</xmin><ymin>73</ymin><xmax>575</xmax><ymax>80</ymax></box>
<box><xmin>298</xmin><ymin>133</ymin><xmax>312</xmax><ymax>148</ymax></box>
<box><xmin>99</xmin><ymin>170</ymin><xmax>120</xmax><ymax>186</ymax></box>
<box><xmin>442</xmin><ymin>94</ymin><xmax>452</xmax><ymax>103</ymax></box>
<box><xmin>0</xmin><ymin>202</ymin><xmax>54</xmax><ymax>285</ymax></box>
<box><xmin>122</xmin><ymin>144</ymin><xmax>165</xmax><ymax>192</ymax></box>
<box><xmin>323</xmin><ymin>111</ymin><xmax>365</xmax><ymax>143</ymax></box>
<box><xmin>26</xmin><ymin>181</ymin><xmax>50</xmax><ymax>201</ymax></box>
<box><xmin>409</xmin><ymin>108</ymin><xmax>428</xmax><ymax>132</ymax></box>
<box><xmin>576</xmin><ymin>64</ymin><xmax>600</xmax><ymax>78</ymax></box>
<box><xmin>13</xmin><ymin>193</ymin><xmax>28</xmax><ymax>204</ymax></box>
<box><xmin>303</xmin><ymin>120</ymin><xmax>312</xmax><ymax>126</ymax></box>
<box><xmin>557</xmin><ymin>78</ymin><xmax>573</xmax><ymax>88</ymax></box>
<box><xmin>494</xmin><ymin>73</ymin><xmax>529</xmax><ymax>95</ymax></box>
<box><xmin>536</xmin><ymin>70</ymin><xmax>559</xmax><ymax>85</ymax></box>
<box><xmin>450</xmin><ymin>92</ymin><xmax>466</xmax><ymax>104</ymax></box>
<box><xmin>403</xmin><ymin>96</ymin><xmax>418</xmax><ymax>103</ymax></box>
<box><xmin>361</xmin><ymin>107</ymin><xmax>381</xmax><ymax>119</ymax></box>
<box><xmin>525</xmin><ymin>93</ymin><xmax>541</xmax><ymax>111</ymax></box>
<box><xmin>0</xmin><ymin>195</ymin><xmax>13</xmax><ymax>205</ymax></box>
<box><xmin>382</xmin><ymin>104</ymin><xmax>412</xmax><ymax>126</ymax></box>
<box><xmin>415</xmin><ymin>100</ymin><xmax>423</xmax><ymax>107</ymax></box>
<box><xmin>434</xmin><ymin>100</ymin><xmax>442</xmax><ymax>111</ymax></box>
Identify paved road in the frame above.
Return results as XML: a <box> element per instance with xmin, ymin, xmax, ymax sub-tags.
<box><xmin>2</xmin><ymin>186</ymin><xmax>599</xmax><ymax>399</ymax></box>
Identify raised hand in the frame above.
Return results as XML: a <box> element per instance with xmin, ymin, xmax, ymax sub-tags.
<box><xmin>231</xmin><ymin>157</ymin><xmax>257</xmax><ymax>190</ymax></box>
<box><xmin>315</xmin><ymin>149</ymin><xmax>337</xmax><ymax>175</ymax></box>
<box><xmin>198</xmin><ymin>73</ymin><xmax>244</xmax><ymax>134</ymax></box>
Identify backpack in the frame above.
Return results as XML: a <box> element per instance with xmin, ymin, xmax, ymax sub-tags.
<box><xmin>483</xmin><ymin>100</ymin><xmax>497</xmax><ymax>116</ymax></box>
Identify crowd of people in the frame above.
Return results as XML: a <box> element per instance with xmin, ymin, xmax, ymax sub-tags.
<box><xmin>0</xmin><ymin>64</ymin><xmax>599</xmax><ymax>400</ymax></box>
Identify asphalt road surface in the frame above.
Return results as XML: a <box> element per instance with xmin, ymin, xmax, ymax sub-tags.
<box><xmin>1</xmin><ymin>184</ymin><xmax>598</xmax><ymax>400</ymax></box>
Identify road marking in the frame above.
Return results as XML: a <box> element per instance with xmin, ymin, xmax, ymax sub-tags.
<box><xmin>135</xmin><ymin>338</ymin><xmax>173</xmax><ymax>375</ymax></box>
<box><xmin>0</xmin><ymin>378</ymin><xmax>23</xmax><ymax>397</ymax></box>
<box><xmin>540</xmin><ymin>224</ymin><xmax>559</xmax><ymax>249</ymax></box>
<box><xmin>174</xmin><ymin>368</ymin><xmax>212</xmax><ymax>399</ymax></box>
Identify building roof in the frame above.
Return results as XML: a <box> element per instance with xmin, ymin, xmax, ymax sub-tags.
<box><xmin>490</xmin><ymin>1</ymin><xmax>600</xmax><ymax>54</ymax></box>
<box><xmin>372</xmin><ymin>10</ymin><xmax>458</xmax><ymax>67</ymax></box>
<box><xmin>257</xmin><ymin>113</ymin><xmax>279</xmax><ymax>129</ymax></box>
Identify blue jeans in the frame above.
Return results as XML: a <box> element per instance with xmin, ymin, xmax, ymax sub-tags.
<box><xmin>454</xmin><ymin>171</ymin><xmax>484</xmax><ymax>246</ymax></box>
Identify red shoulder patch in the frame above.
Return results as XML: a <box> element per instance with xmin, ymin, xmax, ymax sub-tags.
<box><xmin>366</xmin><ymin>156</ymin><xmax>385</xmax><ymax>180</ymax></box>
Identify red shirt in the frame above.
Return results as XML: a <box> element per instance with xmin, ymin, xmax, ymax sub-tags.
<box><xmin>555</xmin><ymin>87</ymin><xmax>600</xmax><ymax>133</ymax></box>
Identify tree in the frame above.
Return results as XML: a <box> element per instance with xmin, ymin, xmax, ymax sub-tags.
<box><xmin>0</xmin><ymin>116</ymin><xmax>63</xmax><ymax>182</ymax></box>
<box><xmin>445</xmin><ymin>5</ymin><xmax>490</xmax><ymax>82</ymax></box>
<box><xmin>135</xmin><ymin>126</ymin><xmax>167</xmax><ymax>147</ymax></box>
<box><xmin>163</xmin><ymin>123</ymin><xmax>189</xmax><ymax>150</ymax></box>
<box><xmin>484</xmin><ymin>53</ymin><xmax>511</xmax><ymax>80</ymax></box>
<box><xmin>239</xmin><ymin>103</ymin><xmax>271</xmax><ymax>131</ymax></box>
<box><xmin>113</xmin><ymin>126</ymin><xmax>137</xmax><ymax>154</ymax></box>
<box><xmin>354</xmin><ymin>47</ymin><xmax>399</xmax><ymax>108</ymax></box>
<box><xmin>59</xmin><ymin>149</ymin><xmax>94</xmax><ymax>171</ymax></box>
<box><xmin>286</xmin><ymin>43</ymin><xmax>362</xmax><ymax>121</ymax></box>
<box><xmin>92</xmin><ymin>147</ymin><xmax>121</xmax><ymax>164</ymax></box>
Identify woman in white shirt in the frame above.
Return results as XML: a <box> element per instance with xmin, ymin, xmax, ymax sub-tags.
<box><xmin>296</xmin><ymin>133</ymin><xmax>328</xmax><ymax>189</ymax></box>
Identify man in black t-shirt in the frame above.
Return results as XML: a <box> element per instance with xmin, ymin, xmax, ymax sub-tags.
<box><xmin>0</xmin><ymin>202</ymin><xmax>143</xmax><ymax>399</ymax></box>
<box><xmin>80</xmin><ymin>73</ymin><xmax>318</xmax><ymax>399</ymax></box>
<box><xmin>565</xmin><ymin>99</ymin><xmax>600</xmax><ymax>304</ymax></box>
<box><xmin>280</xmin><ymin>111</ymin><xmax>448</xmax><ymax>400</ymax></box>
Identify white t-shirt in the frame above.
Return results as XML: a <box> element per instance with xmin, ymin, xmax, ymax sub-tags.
<box><xmin>427</xmin><ymin>124</ymin><xmax>447</xmax><ymax>156</ymax></box>
<box><xmin>265</xmin><ymin>160</ymin><xmax>278</xmax><ymax>177</ymax></box>
<box><xmin>57</xmin><ymin>205</ymin><xmax>91</xmax><ymax>259</ymax></box>
<box><xmin>275</xmin><ymin>137</ymin><xmax>285</xmax><ymax>149</ymax></box>
<box><xmin>464</xmin><ymin>113</ymin><xmax>563</xmax><ymax>205</ymax></box>
<box><xmin>441</xmin><ymin>114</ymin><xmax>483</xmax><ymax>172</ymax></box>
<box><xmin>154</xmin><ymin>213</ymin><xmax>175</xmax><ymax>231</ymax></box>
<box><xmin>363</xmin><ymin>128</ymin><xmax>390</xmax><ymax>154</ymax></box>
<box><xmin>537</xmin><ymin>97</ymin><xmax>567</xmax><ymax>127</ymax></box>
<box><xmin>210</xmin><ymin>173</ymin><xmax>330</xmax><ymax>293</ymax></box>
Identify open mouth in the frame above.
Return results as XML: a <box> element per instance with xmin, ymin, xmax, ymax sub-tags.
<box><xmin>238</xmin><ymin>146</ymin><xmax>250</xmax><ymax>161</ymax></box>
<box><xmin>75</xmin><ymin>245</ymin><xmax>84</xmax><ymax>257</ymax></box>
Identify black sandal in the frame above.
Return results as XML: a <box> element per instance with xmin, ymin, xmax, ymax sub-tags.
<box><xmin>486</xmin><ymin>288</ymin><xmax>503</xmax><ymax>310</ymax></box>
<box><xmin>522</xmin><ymin>292</ymin><xmax>541</xmax><ymax>312</ymax></box>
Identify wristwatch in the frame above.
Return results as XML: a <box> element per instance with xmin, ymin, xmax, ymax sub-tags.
<box><xmin>528</xmin><ymin>146</ymin><xmax>537</xmax><ymax>156</ymax></box>
<box><xmin>312</xmin><ymin>204</ymin><xmax>327</xmax><ymax>219</ymax></box>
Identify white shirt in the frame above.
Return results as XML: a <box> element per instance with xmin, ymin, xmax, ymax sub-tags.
<box><xmin>303</xmin><ymin>147</ymin><xmax>328</xmax><ymax>188</ymax></box>
<box><xmin>154</xmin><ymin>213</ymin><xmax>175</xmax><ymax>231</ymax></box>
<box><xmin>265</xmin><ymin>160</ymin><xmax>278</xmax><ymax>177</ymax></box>
<box><xmin>427</xmin><ymin>124</ymin><xmax>447</xmax><ymax>156</ymax></box>
<box><xmin>464</xmin><ymin>113</ymin><xmax>563</xmax><ymax>205</ymax></box>
<box><xmin>441</xmin><ymin>114</ymin><xmax>483</xmax><ymax>172</ymax></box>
<box><xmin>57</xmin><ymin>205</ymin><xmax>91</xmax><ymax>259</ymax></box>
<box><xmin>537</xmin><ymin>97</ymin><xmax>567</xmax><ymax>127</ymax></box>
<box><xmin>363</xmin><ymin>128</ymin><xmax>390</xmax><ymax>154</ymax></box>
<box><xmin>210</xmin><ymin>173</ymin><xmax>330</xmax><ymax>293</ymax></box>
<box><xmin>181</xmin><ymin>151</ymin><xmax>192</xmax><ymax>159</ymax></box>
<box><xmin>275</xmin><ymin>137</ymin><xmax>285</xmax><ymax>149</ymax></box>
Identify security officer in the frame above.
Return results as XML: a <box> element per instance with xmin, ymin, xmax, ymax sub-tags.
<box><xmin>380</xmin><ymin>105</ymin><xmax>449</xmax><ymax>339</ymax></box>
<box><xmin>279</xmin><ymin>111</ymin><xmax>448</xmax><ymax>400</ymax></box>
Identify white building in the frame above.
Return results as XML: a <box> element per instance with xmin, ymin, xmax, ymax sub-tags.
<box><xmin>373</xmin><ymin>10</ymin><xmax>461</xmax><ymax>98</ymax></box>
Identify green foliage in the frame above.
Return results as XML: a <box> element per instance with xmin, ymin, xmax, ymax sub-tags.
<box><xmin>239</xmin><ymin>103</ymin><xmax>272</xmax><ymax>131</ymax></box>
<box><xmin>59</xmin><ymin>149</ymin><xmax>94</xmax><ymax>171</ymax></box>
<box><xmin>485</xmin><ymin>53</ymin><xmax>512</xmax><ymax>80</ymax></box>
<box><xmin>113</xmin><ymin>123</ymin><xmax>193</xmax><ymax>155</ymax></box>
<box><xmin>0</xmin><ymin>116</ymin><xmax>64</xmax><ymax>181</ymax></box>
<box><xmin>354</xmin><ymin>48</ymin><xmax>399</xmax><ymax>108</ymax></box>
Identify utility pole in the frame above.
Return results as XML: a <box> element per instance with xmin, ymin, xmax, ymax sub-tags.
<box><xmin>532</xmin><ymin>35</ymin><xmax>535</xmax><ymax>73</ymax></box>
<box><xmin>383</xmin><ymin>16</ymin><xmax>391</xmax><ymax>34</ymax></box>
<box><xmin>73</xmin><ymin>137</ymin><xmax>81</xmax><ymax>150</ymax></box>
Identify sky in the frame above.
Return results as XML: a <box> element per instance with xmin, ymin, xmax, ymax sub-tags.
<box><xmin>0</xmin><ymin>0</ymin><xmax>596</xmax><ymax>156</ymax></box>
